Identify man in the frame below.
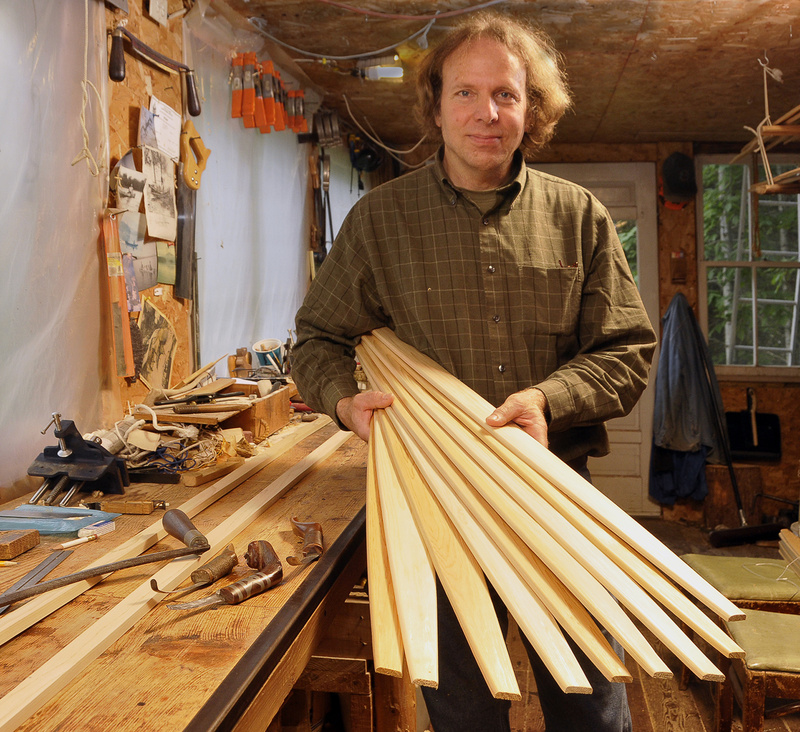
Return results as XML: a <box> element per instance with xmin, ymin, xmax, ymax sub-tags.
<box><xmin>293</xmin><ymin>11</ymin><xmax>656</xmax><ymax>732</ymax></box>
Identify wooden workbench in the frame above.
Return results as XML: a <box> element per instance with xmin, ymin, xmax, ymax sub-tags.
<box><xmin>0</xmin><ymin>421</ymin><xmax>369</xmax><ymax>731</ymax></box>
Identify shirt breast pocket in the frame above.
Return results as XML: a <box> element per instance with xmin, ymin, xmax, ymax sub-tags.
<box><xmin>514</xmin><ymin>265</ymin><xmax>582</xmax><ymax>377</ymax></box>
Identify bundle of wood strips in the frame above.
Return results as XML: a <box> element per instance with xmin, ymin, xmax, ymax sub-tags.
<box><xmin>356</xmin><ymin>327</ymin><xmax>745</xmax><ymax>698</ymax></box>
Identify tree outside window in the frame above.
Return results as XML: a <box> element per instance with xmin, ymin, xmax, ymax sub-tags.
<box><xmin>699</xmin><ymin>154</ymin><xmax>800</xmax><ymax>375</ymax></box>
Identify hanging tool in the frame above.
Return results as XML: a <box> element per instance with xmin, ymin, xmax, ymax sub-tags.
<box><xmin>180</xmin><ymin>120</ymin><xmax>211</xmax><ymax>191</ymax></box>
<box><xmin>285</xmin><ymin>517</ymin><xmax>324</xmax><ymax>566</ymax></box>
<box><xmin>150</xmin><ymin>543</ymin><xmax>238</xmax><ymax>598</ymax></box>
<box><xmin>230</xmin><ymin>53</ymin><xmax>244</xmax><ymax>118</ymax></box>
<box><xmin>28</xmin><ymin>414</ymin><xmax>129</xmax><ymax>506</ymax></box>
<box><xmin>109</xmin><ymin>24</ymin><xmax>201</xmax><ymax>116</ymax></box>
<box><xmin>167</xmin><ymin>542</ymin><xmax>282</xmax><ymax>611</ymax></box>
<box><xmin>0</xmin><ymin>509</ymin><xmax>210</xmax><ymax>607</ymax></box>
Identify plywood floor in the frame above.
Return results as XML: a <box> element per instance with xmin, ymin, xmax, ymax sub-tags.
<box><xmin>507</xmin><ymin>518</ymin><xmax>800</xmax><ymax>732</ymax></box>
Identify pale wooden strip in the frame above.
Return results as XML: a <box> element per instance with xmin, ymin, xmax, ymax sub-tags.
<box><xmin>0</xmin><ymin>417</ymin><xmax>331</xmax><ymax>647</ymax></box>
<box><xmin>365</xmin><ymin>328</ymin><xmax>742</xmax><ymax>623</ymax></box>
<box><xmin>372</xmin><ymin>419</ymin><xmax>438</xmax><ymax>688</ymax></box>
<box><xmin>359</xmin><ymin>349</ymin><xmax>668</xmax><ymax>682</ymax></box>
<box><xmin>378</xmin><ymin>362</ymin><xmax>740</xmax><ymax>659</ymax></box>
<box><xmin>0</xmin><ymin>430</ymin><xmax>351</xmax><ymax>732</ymax></box>
<box><xmin>365</xmin><ymin>424</ymin><xmax>404</xmax><ymax>677</ymax></box>
<box><xmin>381</xmin><ymin>406</ymin><xmax>593</xmax><ymax>694</ymax></box>
<box><xmin>361</xmin><ymin>342</ymin><xmax>723</xmax><ymax>680</ymax></box>
<box><xmin>358</xmin><ymin>347</ymin><xmax>629</xmax><ymax>683</ymax></box>
<box><xmin>378</xmin><ymin>412</ymin><xmax>521</xmax><ymax>700</ymax></box>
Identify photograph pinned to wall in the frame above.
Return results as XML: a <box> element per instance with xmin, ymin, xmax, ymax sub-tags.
<box><xmin>121</xmin><ymin>253</ymin><xmax>142</xmax><ymax>312</ymax></box>
<box><xmin>111</xmin><ymin>152</ymin><xmax>146</xmax><ymax>213</ymax></box>
<box><xmin>142</xmin><ymin>145</ymin><xmax>177</xmax><ymax>242</ymax></box>
<box><xmin>156</xmin><ymin>241</ymin><xmax>176</xmax><ymax>285</ymax></box>
<box><xmin>149</xmin><ymin>97</ymin><xmax>181</xmax><ymax>161</ymax></box>
<box><xmin>119</xmin><ymin>210</ymin><xmax>158</xmax><ymax>291</ymax></box>
<box><xmin>138</xmin><ymin>107</ymin><xmax>158</xmax><ymax>150</ymax></box>
<box><xmin>138</xmin><ymin>298</ymin><xmax>177</xmax><ymax>390</ymax></box>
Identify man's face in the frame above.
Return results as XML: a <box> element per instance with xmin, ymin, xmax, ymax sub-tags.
<box><xmin>435</xmin><ymin>36</ymin><xmax>529</xmax><ymax>191</ymax></box>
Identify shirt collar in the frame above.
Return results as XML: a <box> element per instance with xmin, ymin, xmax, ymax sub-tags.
<box><xmin>433</xmin><ymin>147</ymin><xmax>525</xmax><ymax>206</ymax></box>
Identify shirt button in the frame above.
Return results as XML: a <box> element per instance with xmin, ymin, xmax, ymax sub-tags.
<box><xmin>450</xmin><ymin>197</ymin><xmax>457</xmax><ymax>205</ymax></box>
<box><xmin>487</xmin><ymin>265</ymin><xmax>496</xmax><ymax>273</ymax></box>
<box><xmin>482</xmin><ymin>217</ymin><xmax>490</xmax><ymax>226</ymax></box>
<box><xmin>492</xmin><ymin>314</ymin><xmax>500</xmax><ymax>322</ymax></box>
<box><xmin>498</xmin><ymin>364</ymin><xmax>506</xmax><ymax>373</ymax></box>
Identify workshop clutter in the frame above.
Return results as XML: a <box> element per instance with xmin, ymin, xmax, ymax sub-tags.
<box><xmin>357</xmin><ymin>328</ymin><xmax>746</xmax><ymax>696</ymax></box>
<box><xmin>230</xmin><ymin>53</ymin><xmax>308</xmax><ymax>134</ymax></box>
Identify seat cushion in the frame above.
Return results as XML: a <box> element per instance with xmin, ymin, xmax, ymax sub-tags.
<box><xmin>725</xmin><ymin>609</ymin><xmax>800</xmax><ymax>672</ymax></box>
<box><xmin>682</xmin><ymin>554</ymin><xmax>799</xmax><ymax>602</ymax></box>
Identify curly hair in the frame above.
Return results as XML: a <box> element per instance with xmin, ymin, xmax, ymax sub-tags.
<box><xmin>414</xmin><ymin>11</ymin><xmax>572</xmax><ymax>156</ymax></box>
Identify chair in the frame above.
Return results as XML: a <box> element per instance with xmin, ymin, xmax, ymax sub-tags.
<box><xmin>680</xmin><ymin>553</ymin><xmax>800</xmax><ymax>731</ymax></box>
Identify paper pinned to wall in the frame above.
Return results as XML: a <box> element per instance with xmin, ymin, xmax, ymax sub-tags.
<box><xmin>157</xmin><ymin>241</ymin><xmax>176</xmax><ymax>285</ymax></box>
<box><xmin>111</xmin><ymin>151</ymin><xmax>146</xmax><ymax>213</ymax></box>
<box><xmin>149</xmin><ymin>97</ymin><xmax>181</xmax><ymax>160</ymax></box>
<box><xmin>141</xmin><ymin>146</ymin><xmax>177</xmax><ymax>242</ymax></box>
<box><xmin>119</xmin><ymin>211</ymin><xmax>158</xmax><ymax>291</ymax></box>
<box><xmin>138</xmin><ymin>298</ymin><xmax>177</xmax><ymax>390</ymax></box>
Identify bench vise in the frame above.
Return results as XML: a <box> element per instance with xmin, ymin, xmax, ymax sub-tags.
<box><xmin>27</xmin><ymin>413</ymin><xmax>129</xmax><ymax>506</ymax></box>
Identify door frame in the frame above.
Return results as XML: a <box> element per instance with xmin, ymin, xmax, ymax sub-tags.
<box><xmin>529</xmin><ymin>162</ymin><xmax>661</xmax><ymax>515</ymax></box>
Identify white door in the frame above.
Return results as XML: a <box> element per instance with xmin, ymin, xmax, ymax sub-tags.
<box><xmin>530</xmin><ymin>162</ymin><xmax>660</xmax><ymax>516</ymax></box>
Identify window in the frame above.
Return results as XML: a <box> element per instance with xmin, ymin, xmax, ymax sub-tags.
<box><xmin>698</xmin><ymin>154</ymin><xmax>800</xmax><ymax>378</ymax></box>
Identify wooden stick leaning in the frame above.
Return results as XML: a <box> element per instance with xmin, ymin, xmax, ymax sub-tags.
<box><xmin>365</xmin><ymin>427</ymin><xmax>405</xmax><ymax>677</ymax></box>
<box><xmin>0</xmin><ymin>416</ymin><xmax>331</xmax><ymax>647</ymax></box>
<box><xmin>0</xmin><ymin>429</ymin><xmax>352</xmax><ymax>732</ymax></box>
<box><xmin>372</xmin><ymin>417</ymin><xmax>439</xmax><ymax>688</ymax></box>
<box><xmin>366</xmin><ymin>328</ymin><xmax>742</xmax><ymax>623</ymax></box>
<box><xmin>377</xmin><ymin>412</ymin><xmax>521</xmax><ymax>700</ymax></box>
<box><xmin>360</xmin><ymin>347</ymin><xmax>663</xmax><ymax>682</ymax></box>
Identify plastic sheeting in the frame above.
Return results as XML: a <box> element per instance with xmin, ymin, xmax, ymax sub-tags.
<box><xmin>185</xmin><ymin>14</ymin><xmax>363</xmax><ymax>370</ymax></box>
<box><xmin>0</xmin><ymin>0</ymin><xmax>107</xmax><ymax>498</ymax></box>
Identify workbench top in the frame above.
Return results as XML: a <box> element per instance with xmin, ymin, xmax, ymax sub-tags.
<box><xmin>0</xmin><ymin>420</ymin><xmax>367</xmax><ymax>731</ymax></box>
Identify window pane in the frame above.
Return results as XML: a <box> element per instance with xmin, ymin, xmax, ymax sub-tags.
<box><xmin>702</xmin><ymin>164</ymin><xmax>750</xmax><ymax>262</ymax></box>
<box><xmin>615</xmin><ymin>219</ymin><xmax>638</xmax><ymax>286</ymax></box>
<box><xmin>706</xmin><ymin>266</ymin><xmax>753</xmax><ymax>365</ymax></box>
<box><xmin>756</xmin><ymin>267</ymin><xmax>799</xmax><ymax>365</ymax></box>
<box><xmin>757</xmin><ymin>166</ymin><xmax>799</xmax><ymax>263</ymax></box>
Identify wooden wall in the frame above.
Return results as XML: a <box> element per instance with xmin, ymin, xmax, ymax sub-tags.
<box><xmin>104</xmin><ymin>0</ymin><xmax>194</xmax><ymax>421</ymax></box>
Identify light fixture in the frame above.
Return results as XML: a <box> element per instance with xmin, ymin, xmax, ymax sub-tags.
<box><xmin>356</xmin><ymin>54</ymin><xmax>404</xmax><ymax>81</ymax></box>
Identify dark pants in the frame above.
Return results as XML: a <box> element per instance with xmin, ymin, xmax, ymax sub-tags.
<box><xmin>421</xmin><ymin>460</ymin><xmax>632</xmax><ymax>732</ymax></box>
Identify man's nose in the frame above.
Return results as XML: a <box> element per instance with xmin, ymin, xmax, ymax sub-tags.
<box><xmin>474</xmin><ymin>95</ymin><xmax>499</xmax><ymax>123</ymax></box>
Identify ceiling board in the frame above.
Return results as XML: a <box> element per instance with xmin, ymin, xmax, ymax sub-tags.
<box><xmin>221</xmin><ymin>0</ymin><xmax>800</xmax><ymax>148</ymax></box>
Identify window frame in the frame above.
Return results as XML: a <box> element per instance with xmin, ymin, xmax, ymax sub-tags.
<box><xmin>696</xmin><ymin>152</ymin><xmax>800</xmax><ymax>382</ymax></box>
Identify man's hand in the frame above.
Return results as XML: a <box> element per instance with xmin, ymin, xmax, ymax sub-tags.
<box><xmin>486</xmin><ymin>387</ymin><xmax>549</xmax><ymax>447</ymax></box>
<box><xmin>336</xmin><ymin>391</ymin><xmax>394</xmax><ymax>442</ymax></box>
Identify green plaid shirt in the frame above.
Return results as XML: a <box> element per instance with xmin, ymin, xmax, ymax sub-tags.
<box><xmin>293</xmin><ymin>151</ymin><xmax>657</xmax><ymax>461</ymax></box>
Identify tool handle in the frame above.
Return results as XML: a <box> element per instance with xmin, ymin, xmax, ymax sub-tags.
<box><xmin>162</xmin><ymin>509</ymin><xmax>208</xmax><ymax>549</ymax></box>
<box><xmin>244</xmin><ymin>540</ymin><xmax>281</xmax><ymax>572</ymax></box>
<box><xmin>109</xmin><ymin>28</ymin><xmax>126</xmax><ymax>82</ymax></box>
<box><xmin>191</xmin><ymin>544</ymin><xmax>238</xmax><ymax>584</ymax></box>
<box><xmin>219</xmin><ymin>565</ymin><xmax>283</xmax><ymax>605</ymax></box>
<box><xmin>184</xmin><ymin>70</ymin><xmax>201</xmax><ymax>117</ymax></box>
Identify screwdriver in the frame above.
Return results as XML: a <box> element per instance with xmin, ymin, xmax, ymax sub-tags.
<box><xmin>0</xmin><ymin>509</ymin><xmax>210</xmax><ymax>607</ymax></box>
<box><xmin>168</xmin><ymin>541</ymin><xmax>282</xmax><ymax>611</ymax></box>
<box><xmin>150</xmin><ymin>543</ymin><xmax>238</xmax><ymax>598</ymax></box>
